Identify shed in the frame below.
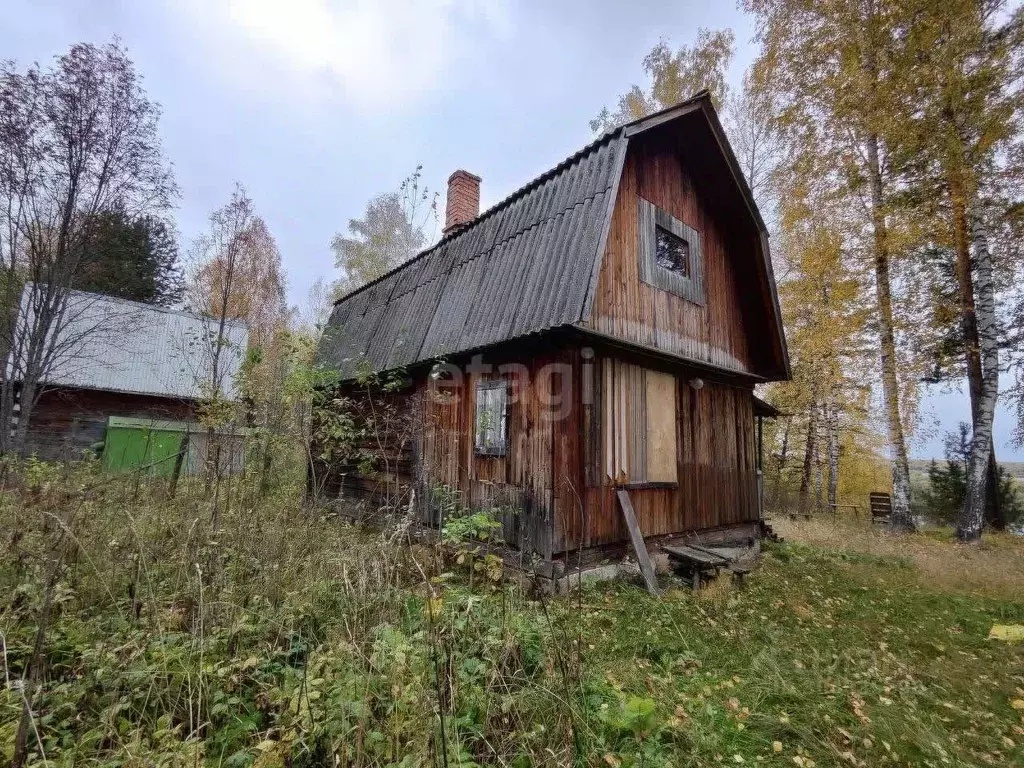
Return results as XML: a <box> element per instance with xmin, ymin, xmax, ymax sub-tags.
<box><xmin>9</xmin><ymin>286</ymin><xmax>248</xmax><ymax>467</ymax></box>
<box><xmin>102</xmin><ymin>417</ymin><xmax>247</xmax><ymax>477</ymax></box>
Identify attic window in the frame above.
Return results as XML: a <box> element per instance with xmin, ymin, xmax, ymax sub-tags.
<box><xmin>638</xmin><ymin>197</ymin><xmax>704</xmax><ymax>305</ymax></box>
<box><xmin>474</xmin><ymin>379</ymin><xmax>508</xmax><ymax>457</ymax></box>
<box><xmin>655</xmin><ymin>226</ymin><xmax>690</xmax><ymax>277</ymax></box>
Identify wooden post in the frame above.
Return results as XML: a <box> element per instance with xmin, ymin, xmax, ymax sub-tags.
<box><xmin>616</xmin><ymin>488</ymin><xmax>660</xmax><ymax>596</ymax></box>
<box><xmin>168</xmin><ymin>432</ymin><xmax>189</xmax><ymax>498</ymax></box>
<box><xmin>756</xmin><ymin>415</ymin><xmax>765</xmax><ymax>521</ymax></box>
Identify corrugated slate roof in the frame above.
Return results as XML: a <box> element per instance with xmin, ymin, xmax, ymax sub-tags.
<box><xmin>317</xmin><ymin>90</ymin><xmax>791</xmax><ymax>381</ymax></box>
<box><xmin>15</xmin><ymin>286</ymin><xmax>249</xmax><ymax>400</ymax></box>
<box><xmin>316</xmin><ymin>130</ymin><xmax>626</xmax><ymax>378</ymax></box>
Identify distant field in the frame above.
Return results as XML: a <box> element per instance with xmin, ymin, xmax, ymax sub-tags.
<box><xmin>909</xmin><ymin>458</ymin><xmax>1024</xmax><ymax>479</ymax></box>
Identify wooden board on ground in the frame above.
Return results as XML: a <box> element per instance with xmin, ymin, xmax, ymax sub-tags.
<box><xmin>616</xmin><ymin>488</ymin><xmax>661</xmax><ymax>595</ymax></box>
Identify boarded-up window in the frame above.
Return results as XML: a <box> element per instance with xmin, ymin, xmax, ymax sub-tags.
<box><xmin>474</xmin><ymin>379</ymin><xmax>508</xmax><ymax>456</ymax></box>
<box><xmin>601</xmin><ymin>360</ymin><xmax>677</xmax><ymax>484</ymax></box>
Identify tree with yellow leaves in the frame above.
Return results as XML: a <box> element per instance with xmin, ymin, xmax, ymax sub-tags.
<box><xmin>744</xmin><ymin>0</ymin><xmax>920</xmax><ymax>531</ymax></box>
<box><xmin>764</xmin><ymin>137</ymin><xmax>875</xmax><ymax>515</ymax></box>
<box><xmin>589</xmin><ymin>29</ymin><xmax>735</xmax><ymax>133</ymax></box>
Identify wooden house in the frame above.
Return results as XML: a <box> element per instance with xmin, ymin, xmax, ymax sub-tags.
<box><xmin>315</xmin><ymin>92</ymin><xmax>790</xmax><ymax>572</ymax></box>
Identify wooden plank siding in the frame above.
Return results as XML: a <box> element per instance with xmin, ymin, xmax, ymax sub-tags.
<box><xmin>325</xmin><ymin>341</ymin><xmax>759</xmax><ymax>558</ymax></box>
<box><xmin>558</xmin><ymin>351</ymin><xmax>759</xmax><ymax>553</ymax></box>
<box><xmin>417</xmin><ymin>347</ymin><xmax>589</xmax><ymax>559</ymax></box>
<box><xmin>583</xmin><ymin>124</ymin><xmax>762</xmax><ymax>376</ymax></box>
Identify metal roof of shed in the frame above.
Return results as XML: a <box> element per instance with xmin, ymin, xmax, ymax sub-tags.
<box><xmin>14</xmin><ymin>286</ymin><xmax>249</xmax><ymax>400</ymax></box>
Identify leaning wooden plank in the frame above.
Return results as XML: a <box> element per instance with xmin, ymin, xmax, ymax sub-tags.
<box><xmin>616</xmin><ymin>488</ymin><xmax>661</xmax><ymax>596</ymax></box>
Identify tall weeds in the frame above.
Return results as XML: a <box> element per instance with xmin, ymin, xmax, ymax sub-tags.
<box><xmin>0</xmin><ymin>459</ymin><xmax>594</xmax><ymax>766</ymax></box>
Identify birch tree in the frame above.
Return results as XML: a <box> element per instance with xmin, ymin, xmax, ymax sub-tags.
<box><xmin>186</xmin><ymin>185</ymin><xmax>292</xmax><ymax>504</ymax></box>
<box><xmin>590</xmin><ymin>29</ymin><xmax>735</xmax><ymax>133</ymax></box>
<box><xmin>0</xmin><ymin>42</ymin><xmax>175</xmax><ymax>455</ymax></box>
<box><xmin>893</xmin><ymin>0</ymin><xmax>1022</xmax><ymax>537</ymax></box>
<box><xmin>958</xmin><ymin>217</ymin><xmax>1001</xmax><ymax>539</ymax></box>
<box><xmin>771</xmin><ymin>155</ymin><xmax>872</xmax><ymax>515</ymax></box>
<box><xmin>745</xmin><ymin>0</ymin><xmax>919</xmax><ymax>531</ymax></box>
<box><xmin>186</xmin><ymin>185</ymin><xmax>260</xmax><ymax>405</ymax></box>
<box><xmin>725</xmin><ymin>71</ymin><xmax>784</xmax><ymax>225</ymax></box>
<box><xmin>331</xmin><ymin>167</ymin><xmax>437</xmax><ymax>297</ymax></box>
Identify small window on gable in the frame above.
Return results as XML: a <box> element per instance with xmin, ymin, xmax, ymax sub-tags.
<box><xmin>474</xmin><ymin>379</ymin><xmax>508</xmax><ymax>457</ymax></box>
<box><xmin>655</xmin><ymin>226</ymin><xmax>690</xmax><ymax>277</ymax></box>
<box><xmin>638</xmin><ymin>197</ymin><xmax>704</xmax><ymax>305</ymax></box>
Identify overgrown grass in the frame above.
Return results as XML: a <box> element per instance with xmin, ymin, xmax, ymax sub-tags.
<box><xmin>771</xmin><ymin>514</ymin><xmax>1024</xmax><ymax>599</ymax></box>
<box><xmin>2</xmin><ymin>464</ymin><xmax>1023</xmax><ymax>766</ymax></box>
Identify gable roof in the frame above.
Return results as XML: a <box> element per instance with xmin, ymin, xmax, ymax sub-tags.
<box><xmin>12</xmin><ymin>285</ymin><xmax>249</xmax><ymax>400</ymax></box>
<box><xmin>317</xmin><ymin>92</ymin><xmax>790</xmax><ymax>381</ymax></box>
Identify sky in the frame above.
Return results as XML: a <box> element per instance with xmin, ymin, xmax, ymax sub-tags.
<box><xmin>6</xmin><ymin>0</ymin><xmax>1021</xmax><ymax>460</ymax></box>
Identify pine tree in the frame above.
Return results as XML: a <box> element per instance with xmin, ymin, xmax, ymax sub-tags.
<box><xmin>922</xmin><ymin>422</ymin><xmax>1024</xmax><ymax>527</ymax></box>
<box><xmin>74</xmin><ymin>209</ymin><xmax>183</xmax><ymax>306</ymax></box>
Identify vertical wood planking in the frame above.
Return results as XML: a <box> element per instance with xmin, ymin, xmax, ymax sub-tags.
<box><xmin>586</xmin><ymin>131</ymin><xmax>757</xmax><ymax>374</ymax></box>
<box><xmin>568</xmin><ymin>360</ymin><xmax>758</xmax><ymax>553</ymax></box>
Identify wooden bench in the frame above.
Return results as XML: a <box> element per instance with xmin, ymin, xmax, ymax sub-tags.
<box><xmin>869</xmin><ymin>492</ymin><xmax>892</xmax><ymax>526</ymax></box>
<box><xmin>829</xmin><ymin>503</ymin><xmax>861</xmax><ymax>518</ymax></box>
<box><xmin>727</xmin><ymin>562</ymin><xmax>752</xmax><ymax>588</ymax></box>
<box><xmin>663</xmin><ymin>544</ymin><xmax>727</xmax><ymax>589</ymax></box>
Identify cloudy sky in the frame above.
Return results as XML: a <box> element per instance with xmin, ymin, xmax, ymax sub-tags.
<box><xmin>7</xmin><ymin>0</ymin><xmax>1020</xmax><ymax>459</ymax></box>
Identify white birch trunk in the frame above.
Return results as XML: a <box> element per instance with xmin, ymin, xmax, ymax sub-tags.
<box><xmin>864</xmin><ymin>132</ymin><xmax>915</xmax><ymax>531</ymax></box>
<box><xmin>957</xmin><ymin>217</ymin><xmax>999</xmax><ymax>542</ymax></box>
<box><xmin>825</xmin><ymin>390</ymin><xmax>840</xmax><ymax>510</ymax></box>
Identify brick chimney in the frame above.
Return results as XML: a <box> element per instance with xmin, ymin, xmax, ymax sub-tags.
<box><xmin>443</xmin><ymin>169</ymin><xmax>481</xmax><ymax>234</ymax></box>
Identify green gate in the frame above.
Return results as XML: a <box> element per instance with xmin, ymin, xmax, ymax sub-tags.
<box><xmin>101</xmin><ymin>417</ymin><xmax>189</xmax><ymax>477</ymax></box>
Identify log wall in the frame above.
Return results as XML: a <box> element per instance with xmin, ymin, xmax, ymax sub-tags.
<box><xmin>23</xmin><ymin>387</ymin><xmax>196</xmax><ymax>461</ymax></box>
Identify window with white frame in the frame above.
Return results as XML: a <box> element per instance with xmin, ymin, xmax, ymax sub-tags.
<box><xmin>474</xmin><ymin>379</ymin><xmax>508</xmax><ymax>456</ymax></box>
